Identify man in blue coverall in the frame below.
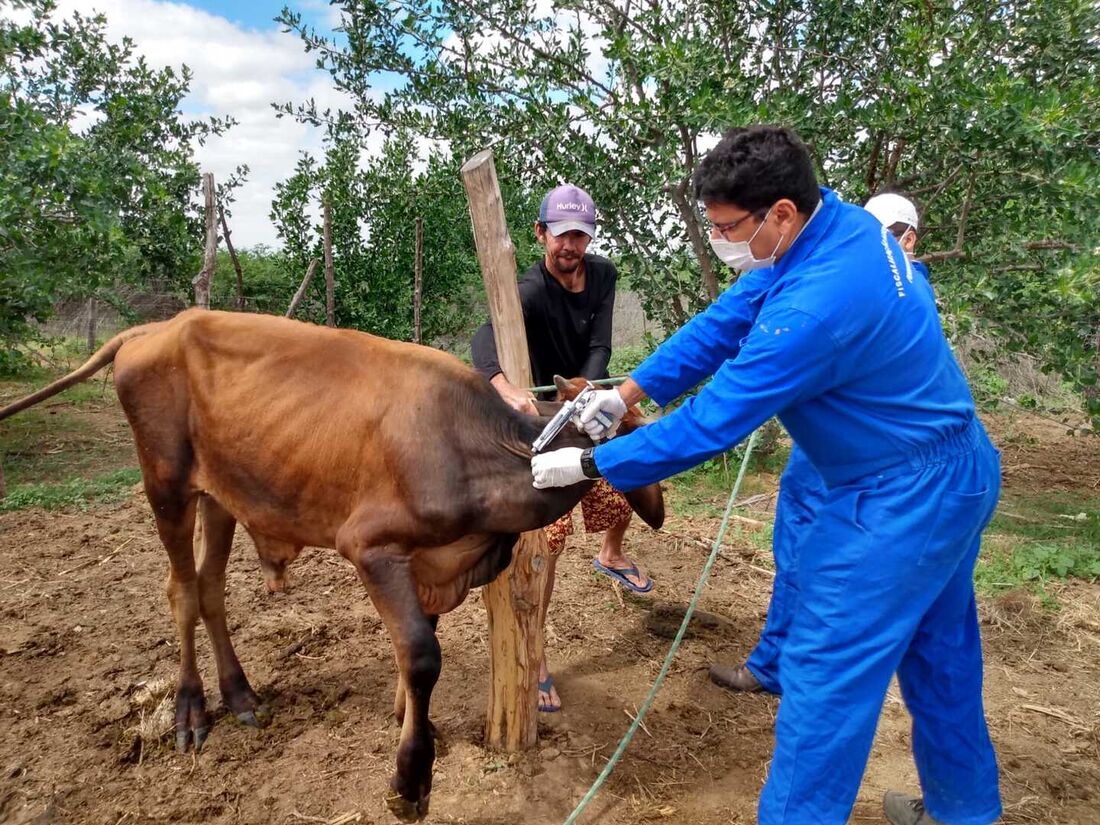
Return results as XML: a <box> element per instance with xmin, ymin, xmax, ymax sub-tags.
<box><xmin>531</xmin><ymin>126</ymin><xmax>1002</xmax><ymax>825</ymax></box>
<box><xmin>710</xmin><ymin>190</ymin><xmax>934</xmax><ymax>697</ymax></box>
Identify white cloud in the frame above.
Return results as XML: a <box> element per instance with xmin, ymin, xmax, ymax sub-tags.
<box><xmin>52</xmin><ymin>0</ymin><xmax>350</xmax><ymax>248</ymax></box>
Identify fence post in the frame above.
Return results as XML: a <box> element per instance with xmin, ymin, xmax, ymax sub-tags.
<box><xmin>460</xmin><ymin>149</ymin><xmax>549</xmax><ymax>752</ymax></box>
<box><xmin>323</xmin><ymin>200</ymin><xmax>335</xmax><ymax>327</ymax></box>
<box><xmin>413</xmin><ymin>216</ymin><xmax>424</xmax><ymax>344</ymax></box>
<box><xmin>192</xmin><ymin>173</ymin><xmax>217</xmax><ymax>309</ymax></box>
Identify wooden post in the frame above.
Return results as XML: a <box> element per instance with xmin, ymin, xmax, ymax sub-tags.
<box><xmin>285</xmin><ymin>259</ymin><xmax>320</xmax><ymax>318</ymax></box>
<box><xmin>413</xmin><ymin>216</ymin><xmax>424</xmax><ymax>344</ymax></box>
<box><xmin>86</xmin><ymin>298</ymin><xmax>97</xmax><ymax>354</ymax></box>
<box><xmin>323</xmin><ymin>200</ymin><xmax>335</xmax><ymax>327</ymax></box>
<box><xmin>460</xmin><ymin>149</ymin><xmax>550</xmax><ymax>752</ymax></box>
<box><xmin>192</xmin><ymin>173</ymin><xmax>217</xmax><ymax>309</ymax></box>
<box><xmin>219</xmin><ymin>205</ymin><xmax>246</xmax><ymax>310</ymax></box>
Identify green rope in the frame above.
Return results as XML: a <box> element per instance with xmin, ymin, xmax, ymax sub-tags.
<box><xmin>526</xmin><ymin>375</ymin><xmax>628</xmax><ymax>394</ymax></box>
<box><xmin>562</xmin><ymin>428</ymin><xmax>761</xmax><ymax>825</ymax></box>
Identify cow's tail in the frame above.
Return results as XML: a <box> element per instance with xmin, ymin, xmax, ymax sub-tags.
<box><xmin>0</xmin><ymin>322</ymin><xmax>165</xmax><ymax>422</ymax></box>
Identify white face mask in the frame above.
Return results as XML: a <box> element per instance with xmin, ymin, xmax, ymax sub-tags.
<box><xmin>708</xmin><ymin>206</ymin><xmax>784</xmax><ymax>272</ymax></box>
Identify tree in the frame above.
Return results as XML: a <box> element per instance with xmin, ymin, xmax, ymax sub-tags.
<box><xmin>279</xmin><ymin>0</ymin><xmax>1100</xmax><ymax>423</ymax></box>
<box><xmin>270</xmin><ymin>124</ymin><xmax>541</xmax><ymax>344</ymax></box>
<box><xmin>0</xmin><ymin>0</ymin><xmax>241</xmax><ymax>365</ymax></box>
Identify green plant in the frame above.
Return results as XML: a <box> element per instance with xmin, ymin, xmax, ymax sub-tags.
<box><xmin>609</xmin><ymin>344</ymin><xmax>651</xmax><ymax>377</ymax></box>
<box><xmin>971</xmin><ymin>367</ymin><xmax>1010</xmax><ymax>410</ymax></box>
<box><xmin>976</xmin><ymin>542</ymin><xmax>1100</xmax><ymax>593</ymax></box>
<box><xmin>0</xmin><ymin>468</ymin><xmax>142</xmax><ymax>512</ymax></box>
<box><xmin>1</xmin><ymin>0</ymin><xmax>242</xmax><ymax>356</ymax></box>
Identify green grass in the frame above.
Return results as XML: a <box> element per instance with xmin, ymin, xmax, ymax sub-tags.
<box><xmin>977</xmin><ymin>492</ymin><xmax>1100</xmax><ymax>596</ymax></box>
<box><xmin>1</xmin><ymin>467</ymin><xmax>142</xmax><ymax>512</ymax></box>
<box><xmin>1</xmin><ymin>358</ymin><xmax>133</xmax><ymax>486</ymax></box>
<box><xmin>668</xmin><ymin>458</ymin><xmax>1099</xmax><ymax>602</ymax></box>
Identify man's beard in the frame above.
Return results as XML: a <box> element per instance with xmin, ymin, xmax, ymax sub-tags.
<box><xmin>553</xmin><ymin>253</ymin><xmax>581</xmax><ymax>274</ymax></box>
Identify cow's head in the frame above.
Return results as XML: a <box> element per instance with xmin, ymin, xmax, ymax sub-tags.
<box><xmin>546</xmin><ymin>375</ymin><xmax>665</xmax><ymax>530</ymax></box>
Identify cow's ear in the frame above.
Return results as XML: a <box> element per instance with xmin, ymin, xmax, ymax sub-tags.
<box><xmin>553</xmin><ymin>374</ymin><xmax>572</xmax><ymax>399</ymax></box>
<box><xmin>622</xmin><ymin>482</ymin><xmax>665</xmax><ymax>530</ymax></box>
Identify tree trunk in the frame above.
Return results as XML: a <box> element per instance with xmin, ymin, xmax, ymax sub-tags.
<box><xmin>460</xmin><ymin>149</ymin><xmax>550</xmax><ymax>753</ymax></box>
<box><xmin>219</xmin><ymin>206</ymin><xmax>246</xmax><ymax>310</ymax></box>
<box><xmin>671</xmin><ymin>179</ymin><xmax>719</xmax><ymax>302</ymax></box>
<box><xmin>86</xmin><ymin>298</ymin><xmax>97</xmax><ymax>354</ymax></box>
<box><xmin>323</xmin><ymin>200</ymin><xmax>335</xmax><ymax>328</ymax></box>
<box><xmin>413</xmin><ymin>216</ymin><xmax>424</xmax><ymax>344</ymax></box>
<box><xmin>192</xmin><ymin>173</ymin><xmax>217</xmax><ymax>309</ymax></box>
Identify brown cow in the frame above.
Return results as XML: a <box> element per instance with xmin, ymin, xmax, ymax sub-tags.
<box><xmin>0</xmin><ymin>309</ymin><xmax>663</xmax><ymax>820</ymax></box>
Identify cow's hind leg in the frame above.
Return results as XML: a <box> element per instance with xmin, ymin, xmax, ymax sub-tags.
<box><xmin>196</xmin><ymin>495</ymin><xmax>269</xmax><ymax>728</ymax></box>
<box><xmin>145</xmin><ymin>485</ymin><xmax>208</xmax><ymax>752</ymax></box>
<box><xmin>345</xmin><ymin>541</ymin><xmax>439</xmax><ymax>822</ymax></box>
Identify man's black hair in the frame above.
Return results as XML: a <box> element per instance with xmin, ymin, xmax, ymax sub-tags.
<box><xmin>693</xmin><ymin>125</ymin><xmax>820</xmax><ymax>215</ymax></box>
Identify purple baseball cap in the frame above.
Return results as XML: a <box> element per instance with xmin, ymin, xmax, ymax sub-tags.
<box><xmin>538</xmin><ymin>184</ymin><xmax>596</xmax><ymax>238</ymax></box>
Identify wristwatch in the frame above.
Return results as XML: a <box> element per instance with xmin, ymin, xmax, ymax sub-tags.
<box><xmin>580</xmin><ymin>448</ymin><xmax>602</xmax><ymax>479</ymax></box>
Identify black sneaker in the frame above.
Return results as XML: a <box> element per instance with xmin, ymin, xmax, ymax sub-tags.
<box><xmin>883</xmin><ymin>791</ymin><xmax>944</xmax><ymax>825</ymax></box>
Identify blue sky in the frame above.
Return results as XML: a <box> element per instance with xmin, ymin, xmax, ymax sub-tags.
<box><xmin>52</xmin><ymin>0</ymin><xmax>353</xmax><ymax>247</ymax></box>
<box><xmin>181</xmin><ymin>0</ymin><xmax>287</xmax><ymax>30</ymax></box>
<box><xmin>182</xmin><ymin>0</ymin><xmax>336</xmax><ymax>33</ymax></box>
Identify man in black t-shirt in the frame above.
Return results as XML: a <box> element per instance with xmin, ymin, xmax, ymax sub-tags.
<box><xmin>471</xmin><ymin>184</ymin><xmax>653</xmax><ymax>714</ymax></box>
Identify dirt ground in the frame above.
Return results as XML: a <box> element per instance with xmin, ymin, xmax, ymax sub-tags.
<box><xmin>1</xmin><ymin>398</ymin><xmax>1098</xmax><ymax>825</ymax></box>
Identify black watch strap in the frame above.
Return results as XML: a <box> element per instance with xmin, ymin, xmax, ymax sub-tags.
<box><xmin>580</xmin><ymin>448</ymin><xmax>602</xmax><ymax>479</ymax></box>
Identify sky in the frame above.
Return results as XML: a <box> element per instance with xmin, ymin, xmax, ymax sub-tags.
<box><xmin>52</xmin><ymin>0</ymin><xmax>353</xmax><ymax>248</ymax></box>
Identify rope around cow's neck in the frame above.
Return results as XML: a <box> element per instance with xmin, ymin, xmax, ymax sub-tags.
<box><xmin>562</xmin><ymin>427</ymin><xmax>761</xmax><ymax>825</ymax></box>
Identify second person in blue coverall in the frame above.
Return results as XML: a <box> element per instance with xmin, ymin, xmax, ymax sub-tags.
<box><xmin>710</xmin><ymin>191</ymin><xmax>935</xmax><ymax>697</ymax></box>
<box><xmin>531</xmin><ymin>126</ymin><xmax>1002</xmax><ymax>825</ymax></box>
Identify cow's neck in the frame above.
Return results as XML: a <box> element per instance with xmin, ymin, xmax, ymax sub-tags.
<box><xmin>468</xmin><ymin>399</ymin><xmax>598</xmax><ymax>533</ymax></box>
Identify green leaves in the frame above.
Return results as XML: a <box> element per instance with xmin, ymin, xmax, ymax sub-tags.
<box><xmin>275</xmin><ymin>0</ymin><xmax>1098</xmax><ymax>421</ymax></box>
<box><xmin>1</xmin><ymin>0</ymin><xmax>238</xmax><ymax>356</ymax></box>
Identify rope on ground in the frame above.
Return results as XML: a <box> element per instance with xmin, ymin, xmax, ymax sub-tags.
<box><xmin>562</xmin><ymin>427</ymin><xmax>761</xmax><ymax>825</ymax></box>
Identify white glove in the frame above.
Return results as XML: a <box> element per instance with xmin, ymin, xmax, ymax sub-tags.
<box><xmin>531</xmin><ymin>447</ymin><xmax>587</xmax><ymax>489</ymax></box>
<box><xmin>575</xmin><ymin>388</ymin><xmax>628</xmax><ymax>440</ymax></box>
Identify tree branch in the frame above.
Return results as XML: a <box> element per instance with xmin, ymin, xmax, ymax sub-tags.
<box><xmin>919</xmin><ymin>170</ymin><xmax>976</xmax><ymax>264</ymax></box>
<box><xmin>864</xmin><ymin>131</ymin><xmax>884</xmax><ymax>194</ymax></box>
<box><xmin>218</xmin><ymin>205</ymin><xmax>245</xmax><ymax>310</ymax></box>
<box><xmin>286</xmin><ymin>259</ymin><xmax>320</xmax><ymax>318</ymax></box>
<box><xmin>1025</xmin><ymin>240</ymin><xmax>1080</xmax><ymax>252</ymax></box>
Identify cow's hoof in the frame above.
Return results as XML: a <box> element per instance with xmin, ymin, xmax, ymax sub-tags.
<box><xmin>235</xmin><ymin>704</ymin><xmax>272</xmax><ymax>729</ymax></box>
<box><xmin>174</xmin><ymin>684</ymin><xmax>209</xmax><ymax>753</ymax></box>
<box><xmin>385</xmin><ymin>790</ymin><xmax>429</xmax><ymax>822</ymax></box>
<box><xmin>175</xmin><ymin>724</ymin><xmax>209</xmax><ymax>753</ymax></box>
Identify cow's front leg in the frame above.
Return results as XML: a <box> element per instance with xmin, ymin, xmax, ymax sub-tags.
<box><xmin>345</xmin><ymin>539</ymin><xmax>440</xmax><ymax>822</ymax></box>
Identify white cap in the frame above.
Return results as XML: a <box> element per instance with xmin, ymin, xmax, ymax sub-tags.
<box><xmin>864</xmin><ymin>193</ymin><xmax>919</xmax><ymax>231</ymax></box>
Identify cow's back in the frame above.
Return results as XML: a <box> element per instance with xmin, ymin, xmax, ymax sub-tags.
<box><xmin>113</xmin><ymin>310</ymin><xmax>486</xmax><ymax>547</ymax></box>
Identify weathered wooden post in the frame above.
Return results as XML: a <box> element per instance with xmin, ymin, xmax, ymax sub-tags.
<box><xmin>460</xmin><ymin>149</ymin><xmax>549</xmax><ymax>751</ymax></box>
<box><xmin>323</xmin><ymin>200</ymin><xmax>335</xmax><ymax>328</ymax></box>
<box><xmin>193</xmin><ymin>173</ymin><xmax>217</xmax><ymax>309</ymax></box>
<box><xmin>413</xmin><ymin>216</ymin><xmax>424</xmax><ymax>345</ymax></box>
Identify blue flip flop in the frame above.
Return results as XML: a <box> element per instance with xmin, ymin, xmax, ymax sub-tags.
<box><xmin>538</xmin><ymin>675</ymin><xmax>560</xmax><ymax>713</ymax></box>
<box><xmin>592</xmin><ymin>558</ymin><xmax>654</xmax><ymax>594</ymax></box>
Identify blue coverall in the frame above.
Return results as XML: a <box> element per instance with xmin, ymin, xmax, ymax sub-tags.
<box><xmin>595</xmin><ymin>191</ymin><xmax>1002</xmax><ymax>824</ymax></box>
<box><xmin>748</xmin><ymin>258</ymin><xmax>935</xmax><ymax>695</ymax></box>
